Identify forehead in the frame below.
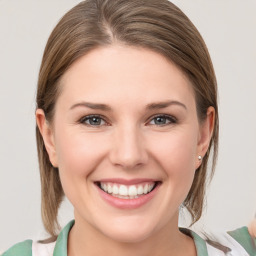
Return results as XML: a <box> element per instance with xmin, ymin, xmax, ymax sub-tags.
<box><xmin>59</xmin><ymin>45</ymin><xmax>195</xmax><ymax>108</ymax></box>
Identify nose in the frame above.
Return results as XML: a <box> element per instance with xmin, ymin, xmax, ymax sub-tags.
<box><xmin>109</xmin><ymin>125</ymin><xmax>148</xmax><ymax>169</ymax></box>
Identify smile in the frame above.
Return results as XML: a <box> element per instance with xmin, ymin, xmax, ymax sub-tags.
<box><xmin>99</xmin><ymin>182</ymin><xmax>156</xmax><ymax>199</ymax></box>
<box><xmin>95</xmin><ymin>180</ymin><xmax>161</xmax><ymax>209</ymax></box>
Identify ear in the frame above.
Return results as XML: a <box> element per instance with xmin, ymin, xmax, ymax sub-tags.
<box><xmin>36</xmin><ymin>109</ymin><xmax>58</xmax><ymax>167</ymax></box>
<box><xmin>196</xmin><ymin>106</ymin><xmax>215</xmax><ymax>168</ymax></box>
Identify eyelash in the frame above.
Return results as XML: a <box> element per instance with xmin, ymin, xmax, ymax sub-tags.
<box><xmin>148</xmin><ymin>114</ymin><xmax>177</xmax><ymax>126</ymax></box>
<box><xmin>79</xmin><ymin>114</ymin><xmax>177</xmax><ymax>127</ymax></box>
<box><xmin>79</xmin><ymin>115</ymin><xmax>108</xmax><ymax>127</ymax></box>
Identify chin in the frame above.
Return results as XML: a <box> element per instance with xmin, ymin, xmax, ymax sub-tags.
<box><xmin>103</xmin><ymin>227</ymin><xmax>153</xmax><ymax>243</ymax></box>
<box><xmin>97</xmin><ymin>216</ymin><xmax>159</xmax><ymax>243</ymax></box>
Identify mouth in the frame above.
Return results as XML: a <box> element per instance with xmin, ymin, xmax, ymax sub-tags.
<box><xmin>95</xmin><ymin>180</ymin><xmax>161</xmax><ymax>200</ymax></box>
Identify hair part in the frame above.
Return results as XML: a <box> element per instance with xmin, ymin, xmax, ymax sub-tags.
<box><xmin>36</xmin><ymin>0</ymin><xmax>219</xmax><ymax>239</ymax></box>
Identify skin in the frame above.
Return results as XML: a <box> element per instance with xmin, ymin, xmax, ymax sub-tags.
<box><xmin>36</xmin><ymin>45</ymin><xmax>215</xmax><ymax>256</ymax></box>
<box><xmin>248</xmin><ymin>218</ymin><xmax>256</xmax><ymax>238</ymax></box>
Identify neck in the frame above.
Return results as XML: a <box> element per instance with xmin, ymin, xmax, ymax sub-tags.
<box><xmin>68</xmin><ymin>214</ymin><xmax>196</xmax><ymax>256</ymax></box>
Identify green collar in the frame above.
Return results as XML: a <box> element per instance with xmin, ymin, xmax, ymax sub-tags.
<box><xmin>53</xmin><ymin>220</ymin><xmax>208</xmax><ymax>256</ymax></box>
<box><xmin>228</xmin><ymin>226</ymin><xmax>256</xmax><ymax>255</ymax></box>
<box><xmin>53</xmin><ymin>220</ymin><xmax>74</xmax><ymax>256</ymax></box>
<box><xmin>179</xmin><ymin>227</ymin><xmax>208</xmax><ymax>256</ymax></box>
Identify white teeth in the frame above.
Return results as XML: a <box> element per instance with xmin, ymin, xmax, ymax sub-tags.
<box><xmin>99</xmin><ymin>182</ymin><xmax>156</xmax><ymax>198</ymax></box>
<box><xmin>119</xmin><ymin>185</ymin><xmax>128</xmax><ymax>196</ymax></box>
<box><xmin>128</xmin><ymin>185</ymin><xmax>137</xmax><ymax>196</ymax></box>
<box><xmin>112</xmin><ymin>194</ymin><xmax>139</xmax><ymax>199</ymax></box>
<box><xmin>107</xmin><ymin>184</ymin><xmax>112</xmax><ymax>194</ymax></box>
<box><xmin>137</xmin><ymin>185</ymin><xmax>144</xmax><ymax>195</ymax></box>
<box><xmin>143</xmin><ymin>184</ymin><xmax>149</xmax><ymax>194</ymax></box>
<box><xmin>112</xmin><ymin>184</ymin><xmax>119</xmax><ymax>194</ymax></box>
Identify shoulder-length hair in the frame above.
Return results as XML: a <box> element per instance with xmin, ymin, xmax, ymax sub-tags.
<box><xmin>36</xmin><ymin>0</ymin><xmax>218</xmax><ymax>239</ymax></box>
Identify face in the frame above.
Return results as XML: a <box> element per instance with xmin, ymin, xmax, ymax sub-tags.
<box><xmin>37</xmin><ymin>45</ymin><xmax>213</xmax><ymax>243</ymax></box>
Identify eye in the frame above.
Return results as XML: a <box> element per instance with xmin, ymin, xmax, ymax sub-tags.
<box><xmin>80</xmin><ymin>115</ymin><xmax>107</xmax><ymax>126</ymax></box>
<box><xmin>148</xmin><ymin>114</ymin><xmax>177</xmax><ymax>126</ymax></box>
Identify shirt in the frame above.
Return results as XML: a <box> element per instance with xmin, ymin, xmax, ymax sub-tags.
<box><xmin>2</xmin><ymin>220</ymin><xmax>256</xmax><ymax>256</ymax></box>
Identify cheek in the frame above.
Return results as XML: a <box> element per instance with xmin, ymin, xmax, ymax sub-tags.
<box><xmin>54</xmin><ymin>129</ymin><xmax>107</xmax><ymax>177</ymax></box>
<box><xmin>150</xmin><ymin>128</ymin><xmax>198</xmax><ymax>171</ymax></box>
<box><xmin>148</xmin><ymin>128</ymin><xmax>198</xmax><ymax>193</ymax></box>
<box><xmin>54</xmin><ymin>129</ymin><xmax>109</xmax><ymax>207</ymax></box>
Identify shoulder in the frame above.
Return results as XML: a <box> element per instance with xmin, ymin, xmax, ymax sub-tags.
<box><xmin>184</xmin><ymin>226</ymin><xmax>256</xmax><ymax>256</ymax></box>
<box><xmin>2</xmin><ymin>240</ymin><xmax>32</xmax><ymax>256</ymax></box>
<box><xmin>2</xmin><ymin>220</ymin><xmax>74</xmax><ymax>256</ymax></box>
<box><xmin>2</xmin><ymin>240</ymin><xmax>56</xmax><ymax>256</ymax></box>
<box><xmin>205</xmin><ymin>226</ymin><xmax>256</xmax><ymax>256</ymax></box>
<box><xmin>228</xmin><ymin>226</ymin><xmax>256</xmax><ymax>256</ymax></box>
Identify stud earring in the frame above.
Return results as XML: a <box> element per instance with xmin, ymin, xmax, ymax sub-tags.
<box><xmin>198</xmin><ymin>155</ymin><xmax>202</xmax><ymax>161</ymax></box>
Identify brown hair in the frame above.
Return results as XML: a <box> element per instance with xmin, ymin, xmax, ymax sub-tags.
<box><xmin>36</xmin><ymin>0</ymin><xmax>218</xmax><ymax>239</ymax></box>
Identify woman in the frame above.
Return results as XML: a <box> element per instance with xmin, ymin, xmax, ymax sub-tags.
<box><xmin>2</xmin><ymin>0</ymin><xmax>256</xmax><ymax>255</ymax></box>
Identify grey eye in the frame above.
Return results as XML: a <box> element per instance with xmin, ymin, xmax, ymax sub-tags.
<box><xmin>81</xmin><ymin>115</ymin><xmax>106</xmax><ymax>126</ymax></box>
<box><xmin>149</xmin><ymin>115</ymin><xmax>176</xmax><ymax>126</ymax></box>
<box><xmin>88</xmin><ymin>117</ymin><xmax>103</xmax><ymax>125</ymax></box>
<box><xmin>154</xmin><ymin>116</ymin><xmax>168</xmax><ymax>125</ymax></box>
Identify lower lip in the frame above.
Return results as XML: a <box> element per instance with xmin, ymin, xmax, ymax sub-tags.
<box><xmin>96</xmin><ymin>183</ymin><xmax>160</xmax><ymax>209</ymax></box>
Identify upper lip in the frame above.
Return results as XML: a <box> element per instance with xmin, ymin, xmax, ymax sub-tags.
<box><xmin>95</xmin><ymin>178</ymin><xmax>159</xmax><ymax>185</ymax></box>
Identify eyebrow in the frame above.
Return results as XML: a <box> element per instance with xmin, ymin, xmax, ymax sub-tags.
<box><xmin>70</xmin><ymin>102</ymin><xmax>112</xmax><ymax>111</ymax></box>
<box><xmin>69</xmin><ymin>100</ymin><xmax>187</xmax><ymax>111</ymax></box>
<box><xmin>146</xmin><ymin>100</ymin><xmax>187</xmax><ymax>110</ymax></box>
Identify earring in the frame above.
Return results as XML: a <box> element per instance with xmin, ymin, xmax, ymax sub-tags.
<box><xmin>198</xmin><ymin>155</ymin><xmax>202</xmax><ymax>161</ymax></box>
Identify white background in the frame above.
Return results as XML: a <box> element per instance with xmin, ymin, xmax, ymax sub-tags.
<box><xmin>0</xmin><ymin>0</ymin><xmax>256</xmax><ymax>251</ymax></box>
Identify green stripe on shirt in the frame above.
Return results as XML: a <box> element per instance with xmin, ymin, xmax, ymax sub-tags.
<box><xmin>228</xmin><ymin>226</ymin><xmax>256</xmax><ymax>256</ymax></box>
